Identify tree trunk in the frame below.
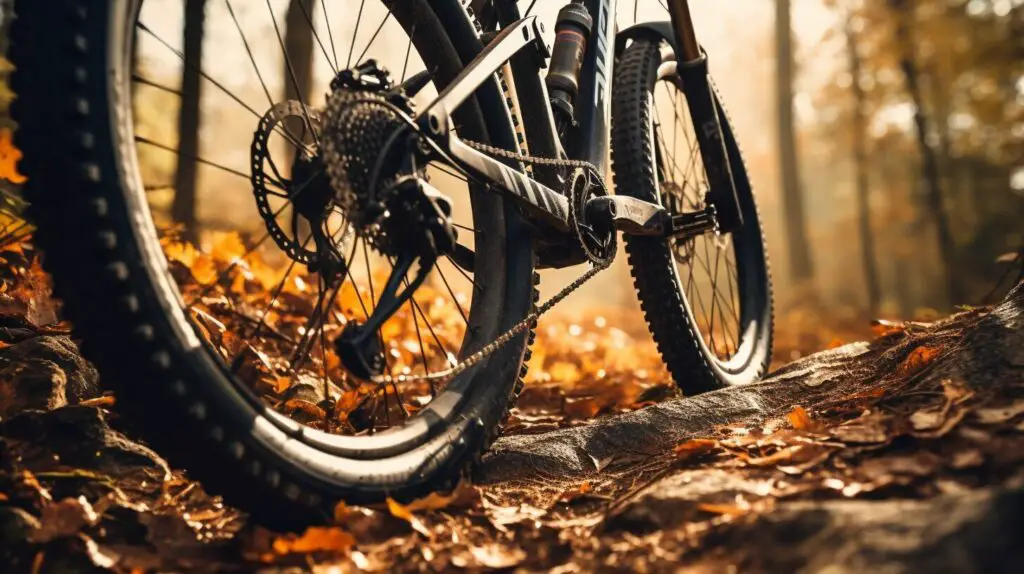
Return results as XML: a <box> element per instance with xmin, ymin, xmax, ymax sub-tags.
<box><xmin>775</xmin><ymin>0</ymin><xmax>815</xmax><ymax>285</ymax></box>
<box><xmin>845</xmin><ymin>16</ymin><xmax>881</xmax><ymax>315</ymax></box>
<box><xmin>889</xmin><ymin>0</ymin><xmax>960</xmax><ymax>306</ymax></box>
<box><xmin>283</xmin><ymin>0</ymin><xmax>316</xmax><ymax>241</ymax></box>
<box><xmin>171</xmin><ymin>0</ymin><xmax>205</xmax><ymax>241</ymax></box>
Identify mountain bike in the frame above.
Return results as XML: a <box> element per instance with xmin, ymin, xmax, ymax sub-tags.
<box><xmin>10</xmin><ymin>0</ymin><xmax>772</xmax><ymax>528</ymax></box>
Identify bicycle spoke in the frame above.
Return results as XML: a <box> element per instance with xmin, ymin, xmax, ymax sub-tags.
<box><xmin>346</xmin><ymin>0</ymin><xmax>367</xmax><ymax>68</ymax></box>
<box><xmin>355</xmin><ymin>9</ymin><xmax>394</xmax><ymax>67</ymax></box>
<box><xmin>264</xmin><ymin>0</ymin><xmax>321</xmax><ymax>148</ymax></box>
<box><xmin>138</xmin><ymin>21</ymin><xmax>303</xmax><ymax>149</ymax></box>
<box><xmin>320</xmin><ymin>0</ymin><xmax>340</xmax><ymax>70</ymax></box>
<box><xmin>444</xmin><ymin>255</ymin><xmax>481</xmax><ymax>292</ymax></box>
<box><xmin>132</xmin><ymin>73</ymin><xmax>183</xmax><ymax>96</ymax></box>
<box><xmin>400</xmin><ymin>18</ymin><xmax>419</xmax><ymax>83</ymax></box>
<box><xmin>135</xmin><ymin>136</ymin><xmax>250</xmax><ymax>182</ymax></box>
<box><xmin>435</xmin><ymin>266</ymin><xmax>468</xmax><ymax>324</ymax></box>
<box><xmin>224</xmin><ymin>0</ymin><xmax>274</xmax><ymax>109</ymax></box>
<box><xmin>295</xmin><ymin>0</ymin><xmax>339</xmax><ymax>74</ymax></box>
<box><xmin>229</xmin><ymin>240</ymin><xmax>310</xmax><ymax>373</ymax></box>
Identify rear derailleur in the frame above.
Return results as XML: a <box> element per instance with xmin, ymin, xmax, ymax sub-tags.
<box><xmin>321</xmin><ymin>61</ymin><xmax>460</xmax><ymax>380</ymax></box>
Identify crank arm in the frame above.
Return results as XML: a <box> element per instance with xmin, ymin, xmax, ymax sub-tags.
<box><xmin>584</xmin><ymin>196</ymin><xmax>719</xmax><ymax>239</ymax></box>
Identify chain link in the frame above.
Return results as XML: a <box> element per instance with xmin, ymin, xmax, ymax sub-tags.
<box><xmin>368</xmin><ymin>140</ymin><xmax>614</xmax><ymax>387</ymax></box>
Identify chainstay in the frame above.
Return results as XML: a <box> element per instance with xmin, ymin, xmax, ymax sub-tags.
<box><xmin>368</xmin><ymin>140</ymin><xmax>613</xmax><ymax>387</ymax></box>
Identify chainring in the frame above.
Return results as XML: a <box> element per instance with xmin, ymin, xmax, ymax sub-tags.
<box><xmin>569</xmin><ymin>166</ymin><xmax>617</xmax><ymax>266</ymax></box>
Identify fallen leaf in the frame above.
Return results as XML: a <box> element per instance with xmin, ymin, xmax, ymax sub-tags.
<box><xmin>871</xmin><ymin>319</ymin><xmax>906</xmax><ymax>337</ymax></box>
<box><xmin>745</xmin><ymin>444</ymin><xmax>833</xmax><ymax>473</ymax></box>
<box><xmin>787</xmin><ymin>406</ymin><xmax>813</xmax><ymax>430</ymax></box>
<box><xmin>909</xmin><ymin>407</ymin><xmax>944</xmax><ymax>431</ymax></box>
<box><xmin>77</xmin><ymin>395</ymin><xmax>116</xmax><ymax>409</ymax></box>
<box><xmin>557</xmin><ymin>481</ymin><xmax>593</xmax><ymax>504</ymax></box>
<box><xmin>831</xmin><ymin>420</ymin><xmax>889</xmax><ymax>444</ymax></box>
<box><xmin>0</xmin><ymin>127</ymin><xmax>27</xmax><ymax>184</ymax></box>
<box><xmin>911</xmin><ymin>407</ymin><xmax>967</xmax><ymax>438</ymax></box>
<box><xmin>468</xmin><ymin>544</ymin><xmax>526</xmax><ymax>569</ymax></box>
<box><xmin>899</xmin><ymin>345</ymin><xmax>941</xmax><ymax>374</ymax></box>
<box><xmin>673</xmin><ymin>438</ymin><xmax>719</xmax><ymax>461</ymax></box>
<box><xmin>29</xmin><ymin>496</ymin><xmax>100</xmax><ymax>543</ymax></box>
<box><xmin>282</xmin><ymin>399</ymin><xmax>326</xmax><ymax>421</ymax></box>
<box><xmin>386</xmin><ymin>497</ymin><xmax>432</xmax><ymax>537</ymax></box>
<box><xmin>973</xmin><ymin>399</ymin><xmax>1024</xmax><ymax>425</ymax></box>
<box><xmin>950</xmin><ymin>448</ymin><xmax>984</xmax><ymax>469</ymax></box>
<box><xmin>272</xmin><ymin>526</ymin><xmax>354</xmax><ymax>555</ymax></box>
<box><xmin>696</xmin><ymin>502</ymin><xmax>749</xmax><ymax>517</ymax></box>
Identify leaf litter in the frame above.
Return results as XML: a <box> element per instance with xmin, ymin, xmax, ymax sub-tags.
<box><xmin>1</xmin><ymin>233</ymin><xmax>1023</xmax><ymax>571</ymax></box>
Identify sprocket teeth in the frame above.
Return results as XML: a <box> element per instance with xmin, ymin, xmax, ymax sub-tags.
<box><xmin>322</xmin><ymin>90</ymin><xmax>408</xmax><ymax>255</ymax></box>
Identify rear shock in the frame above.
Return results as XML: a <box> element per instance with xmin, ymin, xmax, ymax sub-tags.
<box><xmin>545</xmin><ymin>1</ymin><xmax>593</xmax><ymax>138</ymax></box>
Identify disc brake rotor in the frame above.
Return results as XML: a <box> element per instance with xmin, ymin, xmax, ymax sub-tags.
<box><xmin>251</xmin><ymin>100</ymin><xmax>326</xmax><ymax>265</ymax></box>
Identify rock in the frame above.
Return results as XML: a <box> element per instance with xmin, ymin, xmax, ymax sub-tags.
<box><xmin>0</xmin><ymin>335</ymin><xmax>100</xmax><ymax>417</ymax></box>
<box><xmin>1</xmin><ymin>406</ymin><xmax>170</xmax><ymax>479</ymax></box>
<box><xmin>0</xmin><ymin>355</ymin><xmax>68</xmax><ymax>415</ymax></box>
<box><xmin>709</xmin><ymin>484</ymin><xmax>1024</xmax><ymax>573</ymax></box>
<box><xmin>477</xmin><ymin>283</ymin><xmax>1024</xmax><ymax>509</ymax></box>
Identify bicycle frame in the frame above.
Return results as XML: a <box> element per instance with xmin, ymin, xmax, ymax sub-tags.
<box><xmin>418</xmin><ymin>0</ymin><xmax>742</xmax><ymax>267</ymax></box>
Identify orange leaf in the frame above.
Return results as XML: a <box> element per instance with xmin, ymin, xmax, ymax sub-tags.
<box><xmin>0</xmin><ymin>128</ymin><xmax>27</xmax><ymax>184</ymax></box>
<box><xmin>388</xmin><ymin>491</ymin><xmax>457</xmax><ymax>516</ymax></box>
<box><xmin>189</xmin><ymin>255</ymin><xmax>218</xmax><ymax>286</ymax></box>
<box><xmin>899</xmin><ymin>345</ymin><xmax>940</xmax><ymax>375</ymax></box>
<box><xmin>282</xmin><ymin>399</ymin><xmax>326</xmax><ymax>420</ymax></box>
<box><xmin>871</xmin><ymin>319</ymin><xmax>906</xmax><ymax>337</ymax></box>
<box><xmin>697</xmin><ymin>502</ymin><xmax>749</xmax><ymax>516</ymax></box>
<box><xmin>557</xmin><ymin>480</ymin><xmax>593</xmax><ymax>503</ymax></box>
<box><xmin>272</xmin><ymin>526</ymin><xmax>354</xmax><ymax>555</ymax></box>
<box><xmin>673</xmin><ymin>438</ymin><xmax>719</xmax><ymax>460</ymax></box>
<box><xmin>787</xmin><ymin>406</ymin><xmax>812</xmax><ymax>430</ymax></box>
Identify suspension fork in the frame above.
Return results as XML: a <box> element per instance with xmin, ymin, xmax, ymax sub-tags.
<box><xmin>665</xmin><ymin>0</ymin><xmax>744</xmax><ymax>232</ymax></box>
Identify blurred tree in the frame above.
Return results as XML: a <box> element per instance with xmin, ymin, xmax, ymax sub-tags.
<box><xmin>888</xmin><ymin>0</ymin><xmax>959</xmax><ymax>305</ymax></box>
<box><xmin>815</xmin><ymin>0</ymin><xmax>1022</xmax><ymax>309</ymax></box>
<box><xmin>283</xmin><ymin>0</ymin><xmax>316</xmax><ymax>240</ymax></box>
<box><xmin>844</xmin><ymin>12</ymin><xmax>881</xmax><ymax>315</ymax></box>
<box><xmin>775</xmin><ymin>0</ymin><xmax>815</xmax><ymax>285</ymax></box>
<box><xmin>171</xmin><ymin>0</ymin><xmax>205</xmax><ymax>241</ymax></box>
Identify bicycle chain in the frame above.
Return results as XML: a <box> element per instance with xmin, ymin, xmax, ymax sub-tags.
<box><xmin>368</xmin><ymin>140</ymin><xmax>614</xmax><ymax>387</ymax></box>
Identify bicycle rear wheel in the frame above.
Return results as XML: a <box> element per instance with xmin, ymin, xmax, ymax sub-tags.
<box><xmin>11</xmin><ymin>0</ymin><xmax>535</xmax><ymax>529</ymax></box>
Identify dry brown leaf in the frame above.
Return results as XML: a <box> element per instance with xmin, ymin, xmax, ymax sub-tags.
<box><xmin>697</xmin><ymin>502</ymin><xmax>749</xmax><ymax>517</ymax></box>
<box><xmin>899</xmin><ymin>345</ymin><xmax>941</xmax><ymax>375</ymax></box>
<box><xmin>77</xmin><ymin>395</ymin><xmax>116</xmax><ymax>409</ymax></box>
<box><xmin>831</xmin><ymin>421</ymin><xmax>888</xmax><ymax>444</ymax></box>
<box><xmin>787</xmin><ymin>406</ymin><xmax>813</xmax><ymax>430</ymax></box>
<box><xmin>272</xmin><ymin>526</ymin><xmax>354</xmax><ymax>555</ymax></box>
<box><xmin>909</xmin><ymin>407</ymin><xmax>945</xmax><ymax>431</ymax></box>
<box><xmin>973</xmin><ymin>399</ymin><xmax>1024</xmax><ymax>425</ymax></box>
<box><xmin>28</xmin><ymin>496</ymin><xmax>100</xmax><ymax>543</ymax></box>
<box><xmin>871</xmin><ymin>318</ymin><xmax>906</xmax><ymax>337</ymax></box>
<box><xmin>673</xmin><ymin>438</ymin><xmax>719</xmax><ymax>461</ymax></box>
<box><xmin>557</xmin><ymin>481</ymin><xmax>593</xmax><ymax>504</ymax></box>
<box><xmin>467</xmin><ymin>544</ymin><xmax>526</xmax><ymax>569</ymax></box>
<box><xmin>282</xmin><ymin>399</ymin><xmax>326</xmax><ymax>421</ymax></box>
